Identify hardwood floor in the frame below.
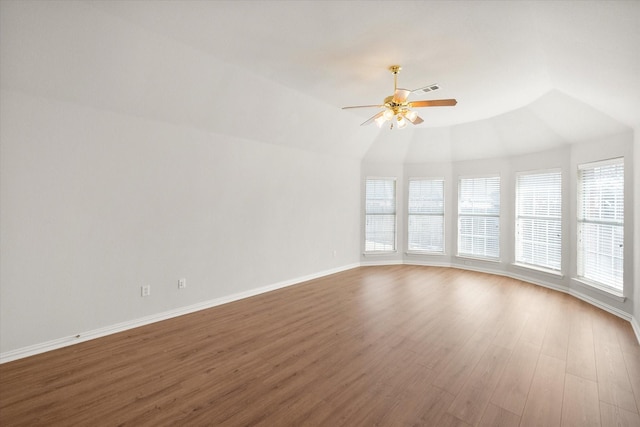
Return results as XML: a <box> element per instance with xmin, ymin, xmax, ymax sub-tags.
<box><xmin>1</xmin><ymin>265</ymin><xmax>639</xmax><ymax>426</ymax></box>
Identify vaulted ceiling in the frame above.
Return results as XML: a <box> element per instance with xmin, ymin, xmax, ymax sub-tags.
<box><xmin>3</xmin><ymin>1</ymin><xmax>639</xmax><ymax>162</ymax></box>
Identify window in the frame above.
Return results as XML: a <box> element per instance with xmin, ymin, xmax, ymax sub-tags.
<box><xmin>408</xmin><ymin>178</ymin><xmax>444</xmax><ymax>253</ymax></box>
<box><xmin>365</xmin><ymin>178</ymin><xmax>396</xmax><ymax>252</ymax></box>
<box><xmin>515</xmin><ymin>171</ymin><xmax>562</xmax><ymax>271</ymax></box>
<box><xmin>577</xmin><ymin>159</ymin><xmax>624</xmax><ymax>292</ymax></box>
<box><xmin>458</xmin><ymin>176</ymin><xmax>500</xmax><ymax>259</ymax></box>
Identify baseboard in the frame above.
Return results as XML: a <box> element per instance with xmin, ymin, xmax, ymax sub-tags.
<box><xmin>443</xmin><ymin>261</ymin><xmax>568</xmax><ymax>294</ymax></box>
<box><xmin>437</xmin><ymin>262</ymin><xmax>635</xmax><ymax>323</ymax></box>
<box><xmin>501</xmin><ymin>267</ymin><xmax>631</xmax><ymax>322</ymax></box>
<box><xmin>632</xmin><ymin>316</ymin><xmax>640</xmax><ymax>345</ymax></box>
<box><xmin>568</xmin><ymin>289</ymin><xmax>632</xmax><ymax>322</ymax></box>
<box><xmin>451</xmin><ymin>263</ymin><xmax>577</xmax><ymax>299</ymax></box>
<box><xmin>3</xmin><ymin>260</ymin><xmax>635</xmax><ymax>363</ymax></box>
<box><xmin>362</xmin><ymin>260</ymin><xmax>637</xmax><ymax>340</ymax></box>
<box><xmin>0</xmin><ymin>263</ymin><xmax>360</xmax><ymax>364</ymax></box>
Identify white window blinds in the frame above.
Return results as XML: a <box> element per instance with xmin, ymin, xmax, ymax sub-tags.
<box><xmin>408</xmin><ymin>179</ymin><xmax>444</xmax><ymax>253</ymax></box>
<box><xmin>515</xmin><ymin>171</ymin><xmax>562</xmax><ymax>271</ymax></box>
<box><xmin>458</xmin><ymin>176</ymin><xmax>500</xmax><ymax>259</ymax></box>
<box><xmin>577</xmin><ymin>159</ymin><xmax>624</xmax><ymax>291</ymax></box>
<box><xmin>365</xmin><ymin>178</ymin><xmax>396</xmax><ymax>252</ymax></box>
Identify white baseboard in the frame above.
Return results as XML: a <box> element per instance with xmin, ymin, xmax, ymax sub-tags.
<box><xmin>504</xmin><ymin>268</ymin><xmax>631</xmax><ymax>321</ymax></box>
<box><xmin>447</xmin><ymin>263</ymin><xmax>634</xmax><ymax>322</ymax></box>
<box><xmin>0</xmin><ymin>263</ymin><xmax>360</xmax><ymax>364</ymax></box>
<box><xmin>3</xmin><ymin>260</ymin><xmax>636</xmax><ymax>363</ymax></box>
<box><xmin>568</xmin><ymin>289</ymin><xmax>632</xmax><ymax>321</ymax></box>
<box><xmin>632</xmin><ymin>316</ymin><xmax>640</xmax><ymax>345</ymax></box>
<box><xmin>362</xmin><ymin>260</ymin><xmax>638</xmax><ymax>343</ymax></box>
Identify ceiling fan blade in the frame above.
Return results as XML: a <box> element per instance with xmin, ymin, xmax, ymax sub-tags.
<box><xmin>361</xmin><ymin>111</ymin><xmax>384</xmax><ymax>126</ymax></box>
<box><xmin>392</xmin><ymin>89</ymin><xmax>411</xmax><ymax>103</ymax></box>
<box><xmin>411</xmin><ymin>83</ymin><xmax>440</xmax><ymax>93</ymax></box>
<box><xmin>342</xmin><ymin>104</ymin><xmax>384</xmax><ymax>109</ymax></box>
<box><xmin>408</xmin><ymin>115</ymin><xmax>424</xmax><ymax>125</ymax></box>
<box><xmin>409</xmin><ymin>99</ymin><xmax>458</xmax><ymax>108</ymax></box>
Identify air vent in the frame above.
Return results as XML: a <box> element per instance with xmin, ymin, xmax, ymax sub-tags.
<box><xmin>421</xmin><ymin>84</ymin><xmax>440</xmax><ymax>93</ymax></box>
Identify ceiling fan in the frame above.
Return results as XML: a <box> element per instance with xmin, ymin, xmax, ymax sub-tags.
<box><xmin>342</xmin><ymin>65</ymin><xmax>457</xmax><ymax>129</ymax></box>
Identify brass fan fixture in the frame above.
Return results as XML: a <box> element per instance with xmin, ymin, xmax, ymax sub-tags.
<box><xmin>342</xmin><ymin>65</ymin><xmax>457</xmax><ymax>129</ymax></box>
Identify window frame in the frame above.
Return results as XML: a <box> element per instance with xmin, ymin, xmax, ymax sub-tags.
<box><xmin>457</xmin><ymin>174</ymin><xmax>501</xmax><ymax>261</ymax></box>
<box><xmin>576</xmin><ymin>158</ymin><xmax>624</xmax><ymax>294</ymax></box>
<box><xmin>407</xmin><ymin>177</ymin><xmax>445</xmax><ymax>255</ymax></box>
<box><xmin>364</xmin><ymin>177</ymin><xmax>397</xmax><ymax>254</ymax></box>
<box><xmin>514</xmin><ymin>169</ymin><xmax>563</xmax><ymax>274</ymax></box>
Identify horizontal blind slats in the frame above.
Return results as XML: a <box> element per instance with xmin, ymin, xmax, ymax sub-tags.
<box><xmin>459</xmin><ymin>176</ymin><xmax>500</xmax><ymax>215</ymax></box>
<box><xmin>458</xmin><ymin>176</ymin><xmax>500</xmax><ymax>259</ymax></box>
<box><xmin>515</xmin><ymin>171</ymin><xmax>562</xmax><ymax>271</ymax></box>
<box><xmin>408</xmin><ymin>179</ymin><xmax>444</xmax><ymax>215</ymax></box>
<box><xmin>577</xmin><ymin>160</ymin><xmax>624</xmax><ymax>290</ymax></box>
<box><xmin>408</xmin><ymin>179</ymin><xmax>444</xmax><ymax>252</ymax></box>
<box><xmin>579</xmin><ymin>163</ymin><xmax>624</xmax><ymax>223</ymax></box>
<box><xmin>365</xmin><ymin>179</ymin><xmax>396</xmax><ymax>251</ymax></box>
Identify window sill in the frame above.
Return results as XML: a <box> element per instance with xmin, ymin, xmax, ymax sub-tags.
<box><xmin>363</xmin><ymin>251</ymin><xmax>397</xmax><ymax>256</ymax></box>
<box><xmin>406</xmin><ymin>251</ymin><xmax>446</xmax><ymax>256</ymax></box>
<box><xmin>456</xmin><ymin>255</ymin><xmax>500</xmax><ymax>263</ymax></box>
<box><xmin>512</xmin><ymin>263</ymin><xmax>564</xmax><ymax>278</ymax></box>
<box><xmin>572</xmin><ymin>278</ymin><xmax>626</xmax><ymax>302</ymax></box>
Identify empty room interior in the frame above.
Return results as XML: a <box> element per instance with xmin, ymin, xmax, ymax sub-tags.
<box><xmin>1</xmin><ymin>1</ymin><xmax>640</xmax><ymax>426</ymax></box>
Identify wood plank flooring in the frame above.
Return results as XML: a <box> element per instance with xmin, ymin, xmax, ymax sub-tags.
<box><xmin>1</xmin><ymin>265</ymin><xmax>639</xmax><ymax>426</ymax></box>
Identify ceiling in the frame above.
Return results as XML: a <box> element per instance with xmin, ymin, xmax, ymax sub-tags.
<box><xmin>3</xmin><ymin>1</ymin><xmax>640</xmax><ymax>162</ymax></box>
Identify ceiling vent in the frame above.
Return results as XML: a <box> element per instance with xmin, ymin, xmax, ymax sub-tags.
<box><xmin>421</xmin><ymin>84</ymin><xmax>440</xmax><ymax>93</ymax></box>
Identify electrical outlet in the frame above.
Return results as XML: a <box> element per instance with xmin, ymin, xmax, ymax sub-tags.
<box><xmin>141</xmin><ymin>285</ymin><xmax>151</xmax><ymax>297</ymax></box>
<box><xmin>178</xmin><ymin>278</ymin><xmax>186</xmax><ymax>289</ymax></box>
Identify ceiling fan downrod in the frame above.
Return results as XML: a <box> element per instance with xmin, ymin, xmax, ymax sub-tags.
<box><xmin>389</xmin><ymin>65</ymin><xmax>401</xmax><ymax>91</ymax></box>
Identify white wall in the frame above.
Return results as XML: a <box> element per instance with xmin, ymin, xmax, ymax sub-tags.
<box><xmin>363</xmin><ymin>132</ymin><xmax>636</xmax><ymax>321</ymax></box>
<box><xmin>0</xmin><ymin>1</ymin><xmax>363</xmax><ymax>357</ymax></box>
<box><xmin>0</xmin><ymin>89</ymin><xmax>361</xmax><ymax>355</ymax></box>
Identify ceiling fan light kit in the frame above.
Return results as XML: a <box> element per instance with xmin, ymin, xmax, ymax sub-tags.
<box><xmin>342</xmin><ymin>65</ymin><xmax>457</xmax><ymax>130</ymax></box>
